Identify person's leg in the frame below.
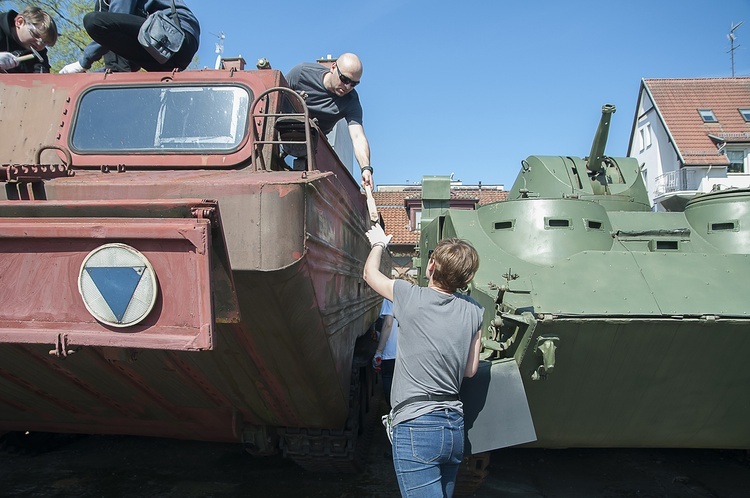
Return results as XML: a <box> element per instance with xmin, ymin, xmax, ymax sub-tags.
<box><xmin>94</xmin><ymin>0</ymin><xmax>138</xmax><ymax>72</ymax></box>
<box><xmin>84</xmin><ymin>12</ymin><xmax>146</xmax><ymax>60</ymax></box>
<box><xmin>84</xmin><ymin>12</ymin><xmax>197</xmax><ymax>71</ymax></box>
<box><xmin>381</xmin><ymin>359</ymin><xmax>395</xmax><ymax>406</ymax></box>
<box><xmin>439</xmin><ymin>410</ymin><xmax>464</xmax><ymax>497</ymax></box>
<box><xmin>392</xmin><ymin>412</ymin><xmax>452</xmax><ymax>498</ymax></box>
<box><xmin>103</xmin><ymin>51</ymin><xmax>138</xmax><ymax>72</ymax></box>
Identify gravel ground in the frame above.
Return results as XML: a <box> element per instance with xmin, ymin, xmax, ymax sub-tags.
<box><xmin>1</xmin><ymin>428</ymin><xmax>749</xmax><ymax>497</ymax></box>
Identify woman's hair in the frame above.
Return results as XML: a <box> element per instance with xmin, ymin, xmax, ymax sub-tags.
<box><xmin>20</xmin><ymin>6</ymin><xmax>58</xmax><ymax>47</ymax></box>
<box><xmin>430</xmin><ymin>238</ymin><xmax>479</xmax><ymax>292</ymax></box>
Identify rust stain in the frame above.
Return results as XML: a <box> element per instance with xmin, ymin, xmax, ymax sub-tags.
<box><xmin>226</xmin><ymin>322</ymin><xmax>302</xmax><ymax>427</ymax></box>
<box><xmin>19</xmin><ymin>345</ymin><xmax>143</xmax><ymax>418</ymax></box>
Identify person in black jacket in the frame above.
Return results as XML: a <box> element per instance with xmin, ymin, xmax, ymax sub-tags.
<box><xmin>94</xmin><ymin>0</ymin><xmax>136</xmax><ymax>72</ymax></box>
<box><xmin>59</xmin><ymin>0</ymin><xmax>200</xmax><ymax>73</ymax></box>
<box><xmin>0</xmin><ymin>6</ymin><xmax>58</xmax><ymax>73</ymax></box>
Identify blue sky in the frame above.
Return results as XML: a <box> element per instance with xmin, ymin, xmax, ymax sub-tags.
<box><xmin>188</xmin><ymin>0</ymin><xmax>748</xmax><ymax>187</ymax></box>
<box><xmin>77</xmin><ymin>2</ymin><xmax>750</xmax><ymax>187</ymax></box>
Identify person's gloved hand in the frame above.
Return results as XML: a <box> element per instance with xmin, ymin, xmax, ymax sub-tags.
<box><xmin>372</xmin><ymin>351</ymin><xmax>383</xmax><ymax>372</ymax></box>
<box><xmin>59</xmin><ymin>61</ymin><xmax>85</xmax><ymax>74</ymax></box>
<box><xmin>0</xmin><ymin>52</ymin><xmax>19</xmax><ymax>71</ymax></box>
<box><xmin>366</xmin><ymin>223</ymin><xmax>392</xmax><ymax>248</ymax></box>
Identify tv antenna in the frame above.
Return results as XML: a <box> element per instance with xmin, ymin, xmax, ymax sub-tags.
<box><xmin>211</xmin><ymin>31</ymin><xmax>225</xmax><ymax>69</ymax></box>
<box><xmin>727</xmin><ymin>21</ymin><xmax>743</xmax><ymax>77</ymax></box>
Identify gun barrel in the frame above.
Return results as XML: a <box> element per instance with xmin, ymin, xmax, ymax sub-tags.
<box><xmin>586</xmin><ymin>104</ymin><xmax>616</xmax><ymax>173</ymax></box>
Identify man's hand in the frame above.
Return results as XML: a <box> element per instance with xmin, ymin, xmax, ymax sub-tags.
<box><xmin>0</xmin><ymin>52</ymin><xmax>19</xmax><ymax>71</ymax></box>
<box><xmin>366</xmin><ymin>223</ymin><xmax>392</xmax><ymax>248</ymax></box>
<box><xmin>361</xmin><ymin>168</ymin><xmax>373</xmax><ymax>190</ymax></box>
<box><xmin>59</xmin><ymin>61</ymin><xmax>85</xmax><ymax>74</ymax></box>
<box><xmin>372</xmin><ymin>351</ymin><xmax>383</xmax><ymax>372</ymax></box>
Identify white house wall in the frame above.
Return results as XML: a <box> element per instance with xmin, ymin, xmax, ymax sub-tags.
<box><xmin>629</xmin><ymin>78</ymin><xmax>750</xmax><ymax>213</ymax></box>
<box><xmin>630</xmin><ymin>90</ymin><xmax>681</xmax><ymax>210</ymax></box>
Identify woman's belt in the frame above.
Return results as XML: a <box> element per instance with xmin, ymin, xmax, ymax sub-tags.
<box><xmin>392</xmin><ymin>394</ymin><xmax>460</xmax><ymax>413</ymax></box>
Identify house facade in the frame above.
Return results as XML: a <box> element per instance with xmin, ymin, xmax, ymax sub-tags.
<box><xmin>628</xmin><ymin>77</ymin><xmax>750</xmax><ymax>211</ymax></box>
<box><xmin>373</xmin><ymin>183</ymin><xmax>507</xmax><ymax>277</ymax></box>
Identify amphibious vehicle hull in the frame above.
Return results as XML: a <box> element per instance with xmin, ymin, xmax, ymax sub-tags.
<box><xmin>0</xmin><ymin>68</ymin><xmax>384</xmax><ymax>468</ymax></box>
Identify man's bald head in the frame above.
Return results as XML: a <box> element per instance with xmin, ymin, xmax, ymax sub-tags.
<box><xmin>326</xmin><ymin>53</ymin><xmax>363</xmax><ymax>96</ymax></box>
<box><xmin>337</xmin><ymin>53</ymin><xmax>363</xmax><ymax>80</ymax></box>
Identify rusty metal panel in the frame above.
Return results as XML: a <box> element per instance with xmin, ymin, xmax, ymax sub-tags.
<box><xmin>0</xmin><ymin>75</ymin><xmax>68</xmax><ymax>165</ymax></box>
<box><xmin>0</xmin><ymin>171</ymin><xmax>382</xmax><ymax>439</ymax></box>
<box><xmin>0</xmin><ymin>198</ymin><xmax>240</xmax><ymax>325</ymax></box>
<box><xmin>0</xmin><ymin>217</ymin><xmax>215</xmax><ymax>351</ymax></box>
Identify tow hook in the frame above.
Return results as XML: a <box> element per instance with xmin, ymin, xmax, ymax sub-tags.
<box><xmin>48</xmin><ymin>334</ymin><xmax>81</xmax><ymax>359</ymax></box>
<box><xmin>531</xmin><ymin>336</ymin><xmax>559</xmax><ymax>381</ymax></box>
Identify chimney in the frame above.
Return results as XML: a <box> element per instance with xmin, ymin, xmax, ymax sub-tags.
<box><xmin>220</xmin><ymin>57</ymin><xmax>246</xmax><ymax>71</ymax></box>
<box><xmin>316</xmin><ymin>54</ymin><xmax>336</xmax><ymax>69</ymax></box>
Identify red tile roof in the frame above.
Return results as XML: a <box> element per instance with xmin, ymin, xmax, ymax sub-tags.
<box><xmin>379</xmin><ymin>204</ymin><xmax>412</xmax><ymax>245</ymax></box>
<box><xmin>373</xmin><ymin>187</ymin><xmax>508</xmax><ymax>245</ymax></box>
<box><xmin>373</xmin><ymin>189</ymin><xmax>422</xmax><ymax>208</ymax></box>
<box><xmin>644</xmin><ymin>77</ymin><xmax>750</xmax><ymax>166</ymax></box>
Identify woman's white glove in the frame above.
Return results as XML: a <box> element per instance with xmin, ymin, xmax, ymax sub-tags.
<box><xmin>366</xmin><ymin>224</ymin><xmax>392</xmax><ymax>248</ymax></box>
<box><xmin>60</xmin><ymin>61</ymin><xmax>86</xmax><ymax>74</ymax></box>
<box><xmin>0</xmin><ymin>52</ymin><xmax>19</xmax><ymax>71</ymax></box>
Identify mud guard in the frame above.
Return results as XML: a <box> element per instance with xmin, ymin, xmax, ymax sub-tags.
<box><xmin>460</xmin><ymin>358</ymin><xmax>537</xmax><ymax>454</ymax></box>
<box><xmin>0</xmin><ymin>199</ymin><xmax>239</xmax><ymax>351</ymax></box>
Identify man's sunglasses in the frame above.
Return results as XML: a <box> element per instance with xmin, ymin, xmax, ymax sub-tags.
<box><xmin>336</xmin><ymin>65</ymin><xmax>360</xmax><ymax>87</ymax></box>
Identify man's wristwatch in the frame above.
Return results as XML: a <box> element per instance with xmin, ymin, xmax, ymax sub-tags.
<box><xmin>361</xmin><ymin>166</ymin><xmax>373</xmax><ymax>174</ymax></box>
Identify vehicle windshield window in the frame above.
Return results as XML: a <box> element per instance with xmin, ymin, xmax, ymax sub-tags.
<box><xmin>71</xmin><ymin>85</ymin><xmax>251</xmax><ymax>153</ymax></box>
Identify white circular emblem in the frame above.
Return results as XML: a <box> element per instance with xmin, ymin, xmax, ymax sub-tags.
<box><xmin>78</xmin><ymin>243</ymin><xmax>158</xmax><ymax>327</ymax></box>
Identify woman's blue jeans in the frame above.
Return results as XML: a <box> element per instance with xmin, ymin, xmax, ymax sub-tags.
<box><xmin>392</xmin><ymin>409</ymin><xmax>464</xmax><ymax>498</ymax></box>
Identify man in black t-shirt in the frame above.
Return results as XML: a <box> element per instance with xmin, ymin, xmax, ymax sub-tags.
<box><xmin>286</xmin><ymin>53</ymin><xmax>374</xmax><ymax>189</ymax></box>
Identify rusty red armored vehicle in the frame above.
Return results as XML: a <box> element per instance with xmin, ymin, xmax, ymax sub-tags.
<box><xmin>0</xmin><ymin>58</ymin><xmax>386</xmax><ymax>470</ymax></box>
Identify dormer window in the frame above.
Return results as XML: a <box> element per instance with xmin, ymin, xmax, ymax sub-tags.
<box><xmin>698</xmin><ymin>109</ymin><xmax>718</xmax><ymax>123</ymax></box>
<box><xmin>739</xmin><ymin>109</ymin><xmax>750</xmax><ymax>122</ymax></box>
<box><xmin>727</xmin><ymin>149</ymin><xmax>747</xmax><ymax>173</ymax></box>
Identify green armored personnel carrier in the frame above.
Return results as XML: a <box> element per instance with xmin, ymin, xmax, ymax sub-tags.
<box><xmin>419</xmin><ymin>105</ymin><xmax>750</xmax><ymax>452</ymax></box>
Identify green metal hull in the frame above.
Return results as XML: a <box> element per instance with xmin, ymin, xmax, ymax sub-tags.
<box><xmin>520</xmin><ymin>317</ymin><xmax>750</xmax><ymax>448</ymax></box>
<box><xmin>420</xmin><ymin>156</ymin><xmax>750</xmax><ymax>449</ymax></box>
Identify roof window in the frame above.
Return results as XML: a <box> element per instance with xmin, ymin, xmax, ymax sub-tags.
<box><xmin>698</xmin><ymin>109</ymin><xmax>718</xmax><ymax>123</ymax></box>
<box><xmin>739</xmin><ymin>109</ymin><xmax>750</xmax><ymax>122</ymax></box>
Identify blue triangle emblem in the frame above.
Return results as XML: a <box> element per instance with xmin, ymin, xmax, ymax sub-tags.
<box><xmin>85</xmin><ymin>267</ymin><xmax>145</xmax><ymax>322</ymax></box>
